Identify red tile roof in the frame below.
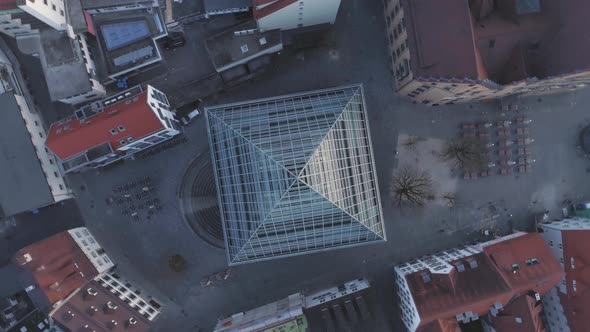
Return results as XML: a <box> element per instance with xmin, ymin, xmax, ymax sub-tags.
<box><xmin>488</xmin><ymin>294</ymin><xmax>545</xmax><ymax>332</ymax></box>
<box><xmin>401</xmin><ymin>0</ymin><xmax>486</xmax><ymax>80</ymax></box>
<box><xmin>483</xmin><ymin>233</ymin><xmax>564</xmax><ymax>295</ymax></box>
<box><xmin>407</xmin><ymin>253</ymin><xmax>514</xmax><ymax>326</ymax></box>
<box><xmin>559</xmin><ymin>230</ymin><xmax>590</xmax><ymax>332</ymax></box>
<box><xmin>46</xmin><ymin>91</ymin><xmax>164</xmax><ymax>161</ymax></box>
<box><xmin>14</xmin><ymin>232</ymin><xmax>98</xmax><ymax>305</ymax></box>
<box><xmin>0</xmin><ymin>0</ymin><xmax>16</xmax><ymax>10</ymax></box>
<box><xmin>253</xmin><ymin>0</ymin><xmax>297</xmax><ymax>20</ymax></box>
<box><xmin>52</xmin><ymin>281</ymin><xmax>151</xmax><ymax>332</ymax></box>
<box><xmin>418</xmin><ymin>319</ymin><xmax>460</xmax><ymax>332</ymax></box>
<box><xmin>406</xmin><ymin>233</ymin><xmax>563</xmax><ymax>330</ymax></box>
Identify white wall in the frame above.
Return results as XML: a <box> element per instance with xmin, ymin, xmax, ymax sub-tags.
<box><xmin>97</xmin><ymin>271</ymin><xmax>162</xmax><ymax>321</ymax></box>
<box><xmin>18</xmin><ymin>0</ymin><xmax>66</xmax><ymax>31</ymax></box>
<box><xmin>394</xmin><ymin>267</ymin><xmax>420</xmax><ymax>331</ymax></box>
<box><xmin>68</xmin><ymin>227</ymin><xmax>115</xmax><ymax>274</ymax></box>
<box><xmin>538</xmin><ymin>225</ymin><xmax>567</xmax><ymax>294</ymax></box>
<box><xmin>257</xmin><ymin>0</ymin><xmax>341</xmax><ymax>31</ymax></box>
<box><xmin>541</xmin><ymin>287</ymin><xmax>571</xmax><ymax>332</ymax></box>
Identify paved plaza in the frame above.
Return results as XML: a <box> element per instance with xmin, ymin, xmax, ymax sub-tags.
<box><xmin>59</xmin><ymin>0</ymin><xmax>590</xmax><ymax>331</ymax></box>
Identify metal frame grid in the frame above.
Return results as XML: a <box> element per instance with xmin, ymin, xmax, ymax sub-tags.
<box><xmin>206</xmin><ymin>84</ymin><xmax>386</xmax><ymax>265</ymax></box>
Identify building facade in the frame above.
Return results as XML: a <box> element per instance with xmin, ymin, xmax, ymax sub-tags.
<box><xmin>538</xmin><ymin>217</ymin><xmax>590</xmax><ymax>332</ymax></box>
<box><xmin>254</xmin><ymin>0</ymin><xmax>341</xmax><ymax>31</ymax></box>
<box><xmin>394</xmin><ymin>232</ymin><xmax>563</xmax><ymax>331</ymax></box>
<box><xmin>383</xmin><ymin>0</ymin><xmax>590</xmax><ymax>106</ymax></box>
<box><xmin>215</xmin><ymin>279</ymin><xmax>370</xmax><ymax>331</ymax></box>
<box><xmin>16</xmin><ymin>0</ymin><xmax>66</xmax><ymax>30</ymax></box>
<box><xmin>207</xmin><ymin>84</ymin><xmax>386</xmax><ymax>265</ymax></box>
<box><xmin>0</xmin><ymin>36</ymin><xmax>72</xmax><ymax>219</ymax></box>
<box><xmin>45</xmin><ymin>85</ymin><xmax>180</xmax><ymax>174</ymax></box>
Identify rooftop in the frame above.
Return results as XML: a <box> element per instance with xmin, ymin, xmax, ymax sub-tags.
<box><xmin>407</xmin><ymin>252</ymin><xmax>513</xmax><ymax>325</ymax></box>
<box><xmin>84</xmin><ymin>2</ymin><xmax>166</xmax><ymax>79</ymax></box>
<box><xmin>205</xmin><ymin>21</ymin><xmax>282</xmax><ymax>72</ymax></box>
<box><xmin>0</xmin><ymin>0</ymin><xmax>16</xmax><ymax>11</ymax></box>
<box><xmin>14</xmin><ymin>231</ymin><xmax>98</xmax><ymax>306</ymax></box>
<box><xmin>403</xmin><ymin>233</ymin><xmax>563</xmax><ymax>328</ymax></box>
<box><xmin>52</xmin><ymin>281</ymin><xmax>151</xmax><ymax>332</ymax></box>
<box><xmin>486</xmin><ymin>294</ymin><xmax>544</xmax><ymax>332</ymax></box>
<box><xmin>207</xmin><ymin>84</ymin><xmax>385</xmax><ymax>265</ymax></box>
<box><xmin>482</xmin><ymin>233</ymin><xmax>564</xmax><ymax>294</ymax></box>
<box><xmin>46</xmin><ymin>86</ymin><xmax>163</xmax><ymax>161</ymax></box>
<box><xmin>0</xmin><ymin>92</ymin><xmax>53</xmax><ymax>219</ymax></box>
<box><xmin>402</xmin><ymin>0</ymin><xmax>590</xmax><ymax>84</ymax></box>
<box><xmin>38</xmin><ymin>29</ymin><xmax>93</xmax><ymax>101</ymax></box>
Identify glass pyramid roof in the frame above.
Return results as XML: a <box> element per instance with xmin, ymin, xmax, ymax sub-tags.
<box><xmin>207</xmin><ymin>85</ymin><xmax>386</xmax><ymax>265</ymax></box>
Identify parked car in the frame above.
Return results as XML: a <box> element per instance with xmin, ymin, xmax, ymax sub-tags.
<box><xmin>163</xmin><ymin>32</ymin><xmax>186</xmax><ymax>50</ymax></box>
<box><xmin>180</xmin><ymin>109</ymin><xmax>201</xmax><ymax>125</ymax></box>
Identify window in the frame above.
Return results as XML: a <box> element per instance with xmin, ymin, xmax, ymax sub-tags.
<box><xmin>127</xmin><ymin>137</ymin><xmax>134</xmax><ymax>143</ymax></box>
<box><xmin>54</xmin><ymin>171</ymin><xmax>59</xmax><ymax>178</ymax></box>
<box><xmin>75</xmin><ymin>231</ymin><xmax>82</xmax><ymax>238</ymax></box>
<box><xmin>549</xmin><ymin>240</ymin><xmax>553</xmax><ymax>247</ymax></box>
<box><xmin>60</xmin><ymin>9</ymin><xmax>64</xmax><ymax>16</ymax></box>
<box><xmin>118</xmin><ymin>125</ymin><xmax>125</xmax><ymax>132</ymax></box>
<box><xmin>52</xmin><ymin>4</ymin><xmax>56</xmax><ymax>11</ymax></box>
<box><xmin>44</xmin><ymin>0</ymin><xmax>47</xmax><ymax>4</ymax></box>
<box><xmin>525</xmin><ymin>258</ymin><xmax>539</xmax><ymax>265</ymax></box>
<box><xmin>91</xmin><ymin>252</ymin><xmax>97</xmax><ymax>258</ymax></box>
<box><xmin>82</xmin><ymin>240</ymin><xmax>88</xmax><ymax>246</ymax></box>
<box><xmin>49</xmin><ymin>159</ymin><xmax>54</xmax><ymax>165</ymax></box>
<box><xmin>34</xmin><ymin>120</ymin><xmax>39</xmax><ymax>126</ymax></box>
<box><xmin>39</xmin><ymin>132</ymin><xmax>44</xmax><ymax>138</ymax></box>
<box><xmin>110</xmin><ymin>129</ymin><xmax>117</xmax><ymax>135</ymax></box>
<box><xmin>59</xmin><ymin>184</ymin><xmax>64</xmax><ymax>190</ymax></box>
<box><xmin>119</xmin><ymin>140</ymin><xmax>127</xmax><ymax>145</ymax></box>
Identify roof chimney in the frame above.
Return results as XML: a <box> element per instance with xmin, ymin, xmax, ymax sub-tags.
<box><xmin>104</xmin><ymin>301</ymin><xmax>118</xmax><ymax>314</ymax></box>
<box><xmin>125</xmin><ymin>317</ymin><xmax>138</xmax><ymax>329</ymax></box>
<box><xmin>17</xmin><ymin>253</ymin><xmax>33</xmax><ymax>265</ymax></box>
<box><xmin>84</xmin><ymin>287</ymin><xmax>98</xmax><ymax>300</ymax></box>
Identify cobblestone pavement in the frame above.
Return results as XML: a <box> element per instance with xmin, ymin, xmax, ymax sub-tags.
<box><xmin>64</xmin><ymin>0</ymin><xmax>590</xmax><ymax>331</ymax></box>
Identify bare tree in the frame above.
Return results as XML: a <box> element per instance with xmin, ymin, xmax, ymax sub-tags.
<box><xmin>402</xmin><ymin>135</ymin><xmax>421</xmax><ymax>154</ymax></box>
<box><xmin>390</xmin><ymin>165</ymin><xmax>435</xmax><ymax>207</ymax></box>
<box><xmin>441</xmin><ymin>192</ymin><xmax>458</xmax><ymax>208</ymax></box>
<box><xmin>439</xmin><ymin>138</ymin><xmax>488</xmax><ymax>171</ymax></box>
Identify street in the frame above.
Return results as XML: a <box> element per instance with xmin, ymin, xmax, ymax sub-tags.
<box><xmin>27</xmin><ymin>0</ymin><xmax>590</xmax><ymax>331</ymax></box>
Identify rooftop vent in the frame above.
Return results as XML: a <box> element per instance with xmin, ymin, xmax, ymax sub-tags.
<box><xmin>511</xmin><ymin>263</ymin><xmax>520</xmax><ymax>273</ymax></box>
<box><xmin>20</xmin><ymin>253</ymin><xmax>33</xmax><ymax>265</ymax></box>
<box><xmin>84</xmin><ymin>288</ymin><xmax>98</xmax><ymax>300</ymax></box>
<box><xmin>104</xmin><ymin>301</ymin><xmax>118</xmax><ymax>314</ymax></box>
<box><xmin>126</xmin><ymin>317</ymin><xmax>138</xmax><ymax>328</ymax></box>
<box><xmin>534</xmin><ymin>293</ymin><xmax>541</xmax><ymax>301</ymax></box>
<box><xmin>515</xmin><ymin>316</ymin><xmax>523</xmax><ymax>323</ymax></box>
<box><xmin>259</xmin><ymin>37</ymin><xmax>267</xmax><ymax>45</ymax></box>
<box><xmin>240</xmin><ymin>45</ymin><xmax>249</xmax><ymax>53</ymax></box>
